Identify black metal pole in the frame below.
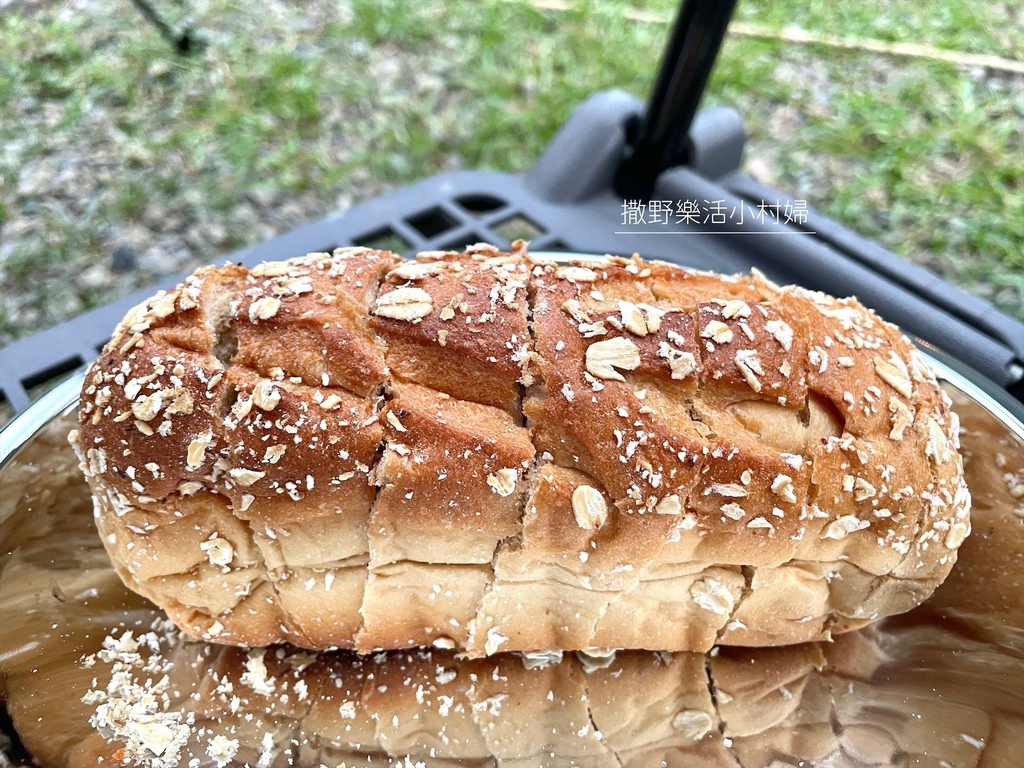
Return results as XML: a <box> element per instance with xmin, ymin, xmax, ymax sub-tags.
<box><xmin>615</xmin><ymin>0</ymin><xmax>739</xmax><ymax>198</ymax></box>
<box><xmin>129</xmin><ymin>0</ymin><xmax>201</xmax><ymax>54</ymax></box>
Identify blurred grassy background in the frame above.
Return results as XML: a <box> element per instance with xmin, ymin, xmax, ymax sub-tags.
<box><xmin>1</xmin><ymin>0</ymin><xmax>1022</xmax><ymax>356</ymax></box>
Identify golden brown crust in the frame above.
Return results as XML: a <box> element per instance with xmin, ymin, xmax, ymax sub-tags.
<box><xmin>234</xmin><ymin>249</ymin><xmax>397</xmax><ymax>396</ymax></box>
<box><xmin>369</xmin><ymin>244</ymin><xmax>532</xmax><ymax>415</ymax></box>
<box><xmin>75</xmin><ymin>245</ymin><xmax>970</xmax><ymax>654</ymax></box>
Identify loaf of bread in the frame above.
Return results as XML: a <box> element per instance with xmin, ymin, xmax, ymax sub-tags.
<box><xmin>72</xmin><ymin>242</ymin><xmax>970</xmax><ymax>654</ymax></box>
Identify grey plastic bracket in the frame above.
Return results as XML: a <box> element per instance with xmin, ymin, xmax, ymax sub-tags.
<box><xmin>525</xmin><ymin>90</ymin><xmax>643</xmax><ymax>204</ymax></box>
<box><xmin>684</xmin><ymin>106</ymin><xmax>746</xmax><ymax>180</ymax></box>
<box><xmin>524</xmin><ymin>91</ymin><xmax>748</xmax><ymax>203</ymax></box>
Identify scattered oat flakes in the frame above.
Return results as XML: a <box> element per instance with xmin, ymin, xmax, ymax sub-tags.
<box><xmin>556</xmin><ymin>266</ymin><xmax>599</xmax><ymax>283</ymax></box>
<box><xmin>200</xmin><ymin>534</ymin><xmax>234</xmax><ymax>568</ymax></box>
<box><xmin>722</xmin><ymin>300</ymin><xmax>751</xmax><ymax>319</ymax></box>
<box><xmin>944</xmin><ymin>521</ymin><xmax>969</xmax><ymax>549</ymax></box>
<box><xmin>925</xmin><ymin>417</ymin><xmax>953</xmax><ymax>463</ymax></box>
<box><xmin>656</xmin><ymin>494</ymin><xmax>682</xmax><ymax>515</ymax></box>
<box><xmin>186</xmin><ymin>432</ymin><xmax>212</xmax><ymax>470</ymax></box>
<box><xmin>484</xmin><ymin>626</ymin><xmax>509</xmax><ymax>656</ymax></box>
<box><xmin>252</xmin><ymin>380</ymin><xmax>281</xmax><ymax>411</ymax></box>
<box><xmin>319</xmin><ymin>394</ymin><xmax>343</xmax><ymax>410</ymax></box>
<box><xmin>710</xmin><ymin>483</ymin><xmax>748</xmax><ymax>498</ymax></box>
<box><xmin>263</xmin><ymin>445</ymin><xmax>286</xmax><ymax>464</ymax></box>
<box><xmin>853</xmin><ymin>477</ymin><xmax>876</xmax><ymax>501</ymax></box>
<box><xmin>391</xmin><ymin>261</ymin><xmax>446</xmax><ymax>280</ymax></box>
<box><xmin>822</xmin><ymin>515</ymin><xmax>870</xmax><ymax>539</ymax></box>
<box><xmin>572</xmin><ymin>485</ymin><xmax>608</xmax><ymax>530</ymax></box>
<box><xmin>248</xmin><ymin>296</ymin><xmax>281</xmax><ymax>322</ymax></box>
<box><xmin>888</xmin><ymin>397</ymin><xmax>913</xmax><ymax>440</ymax></box>
<box><xmin>721</xmin><ymin>502</ymin><xmax>746</xmax><ymax>520</ymax></box>
<box><xmin>658</xmin><ymin>342</ymin><xmax>696</xmax><ymax>380</ymax></box>
<box><xmin>874</xmin><ymin>354</ymin><xmax>913</xmax><ymax>397</ymax></box>
<box><xmin>619</xmin><ymin>301</ymin><xmax>649</xmax><ymax>336</ymax></box>
<box><xmin>702</xmin><ymin>320</ymin><xmax>734</xmax><ymax>344</ymax></box>
<box><xmin>487</xmin><ymin>469</ymin><xmax>519</xmax><ymax>497</ymax></box>
<box><xmin>770</xmin><ymin>474</ymin><xmax>797</xmax><ymax>504</ymax></box>
<box><xmin>374</xmin><ymin>286</ymin><xmax>434</xmax><ymax>321</ymax></box>
<box><xmin>734</xmin><ymin>350</ymin><xmax>764</xmax><ymax>392</ymax></box>
<box><xmin>229</xmin><ymin>468</ymin><xmax>266</xmax><ymax>486</ymax></box>
<box><xmin>672</xmin><ymin>709</ymin><xmax>714</xmax><ymax>741</ymax></box>
<box><xmin>586</xmin><ymin>337</ymin><xmax>641</xmax><ymax>382</ymax></box>
<box><xmin>764</xmin><ymin>319</ymin><xmax>793</xmax><ymax>351</ymax></box>
<box><xmin>690</xmin><ymin>578</ymin><xmax>734</xmax><ymax>615</ymax></box>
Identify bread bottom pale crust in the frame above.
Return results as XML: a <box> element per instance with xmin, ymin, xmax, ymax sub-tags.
<box><xmin>89</xmin><ymin>480</ymin><xmax>955</xmax><ymax>655</ymax></box>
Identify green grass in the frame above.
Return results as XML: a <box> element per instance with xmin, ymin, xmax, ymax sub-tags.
<box><xmin>734</xmin><ymin>0</ymin><xmax>1023</xmax><ymax>57</ymax></box>
<box><xmin>0</xmin><ymin>0</ymin><xmax>1021</xmax><ymax>355</ymax></box>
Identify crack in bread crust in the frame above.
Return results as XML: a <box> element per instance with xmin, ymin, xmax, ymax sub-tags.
<box><xmin>74</xmin><ymin>245</ymin><xmax>970</xmax><ymax>655</ymax></box>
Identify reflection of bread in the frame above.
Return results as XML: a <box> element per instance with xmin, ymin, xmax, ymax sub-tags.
<box><xmin>72</xmin><ymin>243</ymin><xmax>969</xmax><ymax>654</ymax></box>
<box><xmin>68</xmin><ymin>644</ymin><xmax>735</xmax><ymax>768</ymax></box>
<box><xmin>919</xmin><ymin>390</ymin><xmax>1024</xmax><ymax>647</ymax></box>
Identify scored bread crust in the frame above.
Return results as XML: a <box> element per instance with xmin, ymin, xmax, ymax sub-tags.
<box><xmin>72</xmin><ymin>242</ymin><xmax>970</xmax><ymax>655</ymax></box>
